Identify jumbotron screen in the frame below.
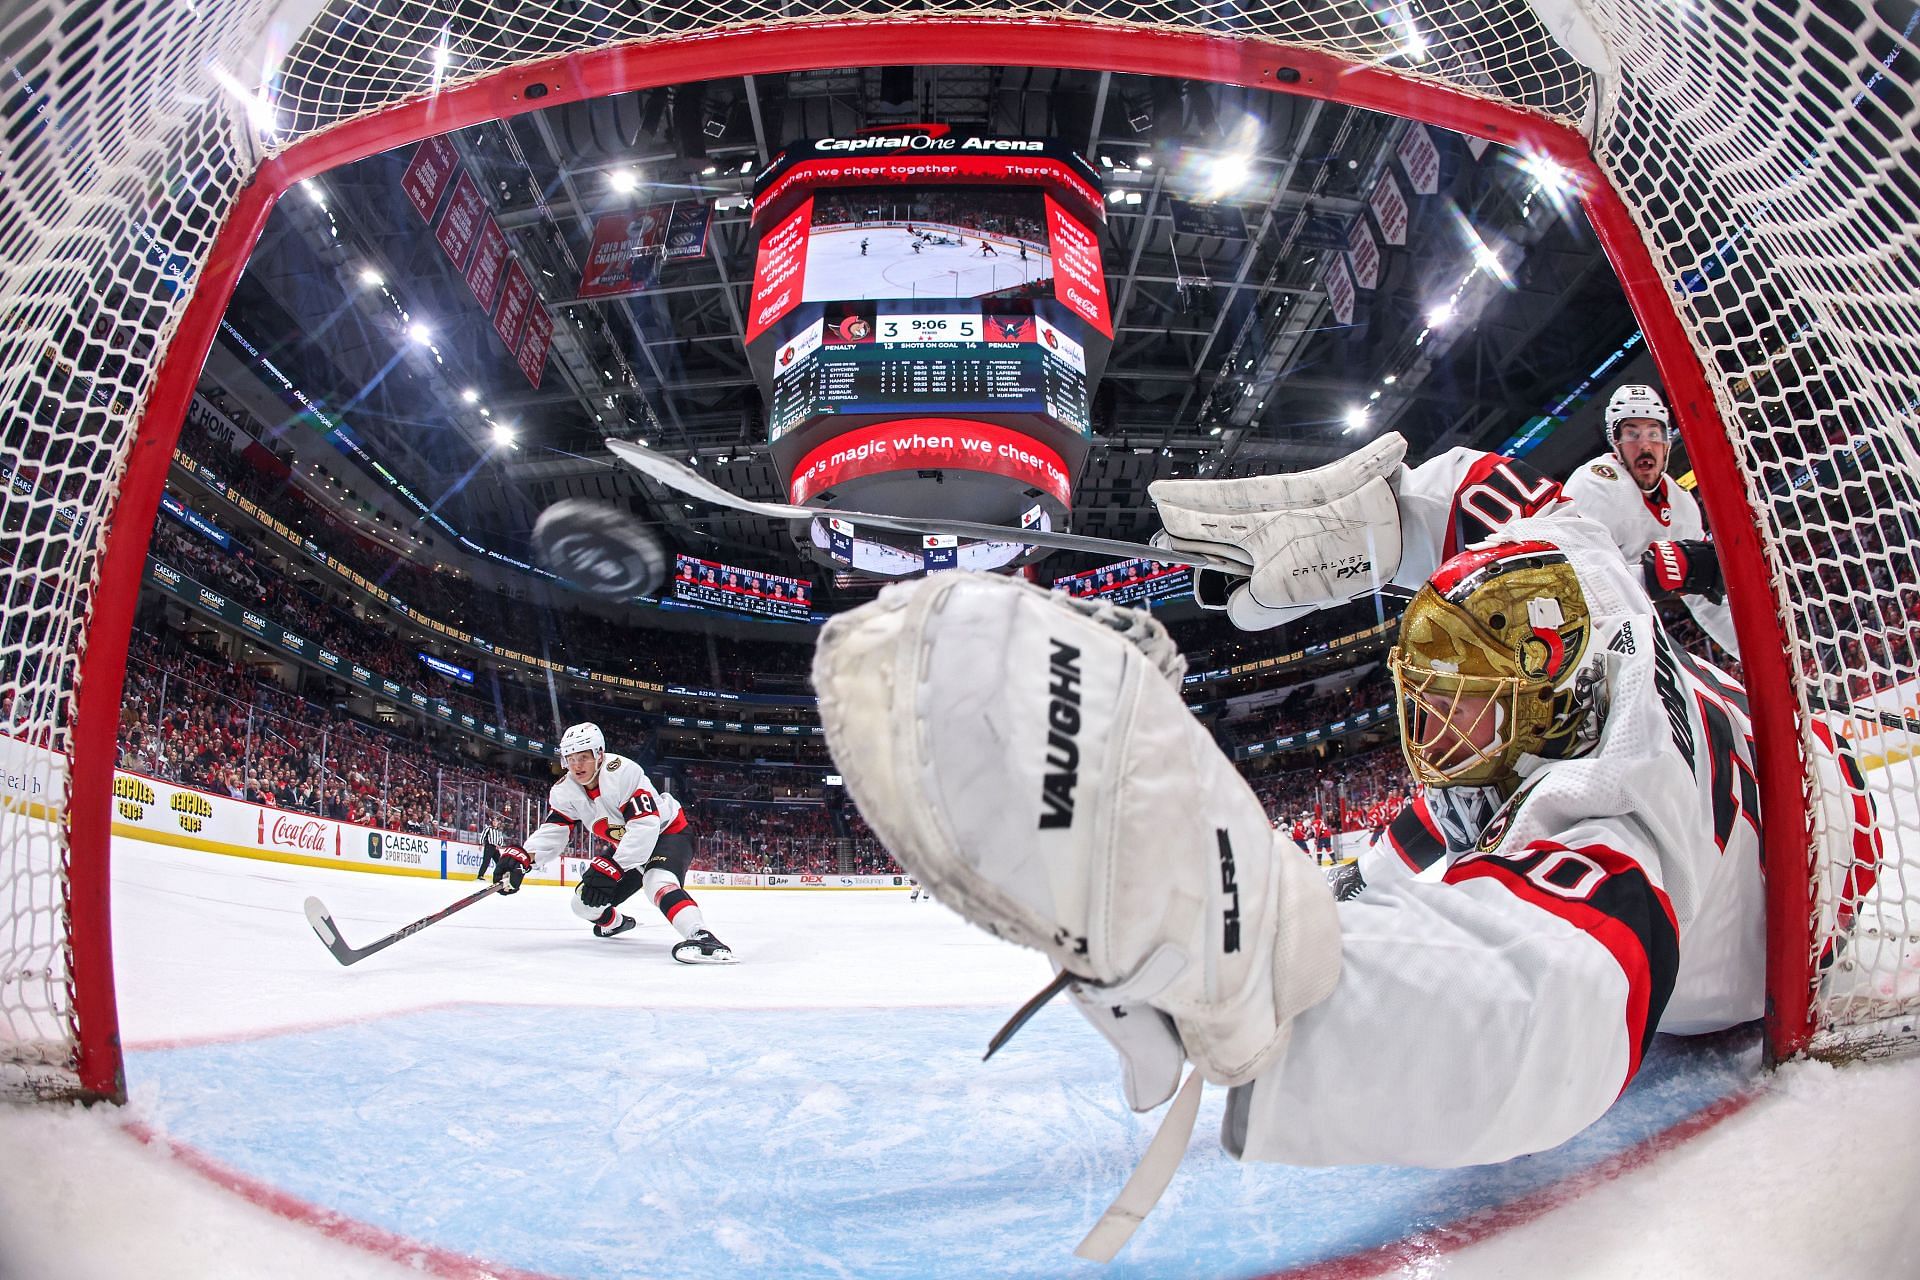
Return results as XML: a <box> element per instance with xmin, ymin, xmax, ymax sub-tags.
<box><xmin>672</xmin><ymin>554</ymin><xmax>812</xmax><ymax>620</ymax></box>
<box><xmin>1053</xmin><ymin>558</ymin><xmax>1193</xmax><ymax>608</ymax></box>
<box><xmin>766</xmin><ymin>302</ymin><xmax>1089</xmax><ymax>441</ymax></box>
<box><xmin>746</xmin><ymin>136</ymin><xmax>1110</xmax><ymax>343</ymax></box>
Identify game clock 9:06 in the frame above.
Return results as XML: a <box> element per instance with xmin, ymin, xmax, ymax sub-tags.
<box><xmin>877</xmin><ymin>314</ymin><xmax>979</xmax><ymax>343</ymax></box>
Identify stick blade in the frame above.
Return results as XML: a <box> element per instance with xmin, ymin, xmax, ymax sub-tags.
<box><xmin>606</xmin><ymin>439</ymin><xmax>806</xmax><ymax>518</ymax></box>
<box><xmin>303</xmin><ymin>896</ymin><xmax>359</xmax><ymax>966</ymax></box>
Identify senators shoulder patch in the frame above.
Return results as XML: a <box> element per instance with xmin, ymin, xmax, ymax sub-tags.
<box><xmin>1590</xmin><ymin>463</ymin><xmax>1619</xmax><ymax>480</ymax></box>
<box><xmin>605</xmin><ymin>755</ymin><xmax>624</xmax><ymax>771</ymax></box>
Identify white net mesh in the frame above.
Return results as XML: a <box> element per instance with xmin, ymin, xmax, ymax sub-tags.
<box><xmin>1</xmin><ymin>0</ymin><xmax>1914</xmax><ymax>1096</ymax></box>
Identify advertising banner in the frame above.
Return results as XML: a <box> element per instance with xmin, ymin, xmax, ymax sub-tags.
<box><xmin>787</xmin><ymin>418</ymin><xmax>1070</xmax><ymax>506</ymax></box>
<box><xmin>1044</xmin><ymin>193</ymin><xmax>1112</xmax><ymax>337</ymax></box>
<box><xmin>745</xmin><ymin>199</ymin><xmax>812</xmax><ymax>343</ymax></box>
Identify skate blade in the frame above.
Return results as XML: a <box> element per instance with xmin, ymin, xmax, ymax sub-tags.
<box><xmin>671</xmin><ymin>944</ymin><xmax>738</xmax><ymax>965</ymax></box>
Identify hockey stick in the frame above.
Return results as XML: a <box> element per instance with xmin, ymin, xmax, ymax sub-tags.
<box><xmin>604</xmin><ymin>438</ymin><xmax>1250</xmax><ymax>574</ymax></box>
<box><xmin>304</xmin><ymin>882</ymin><xmax>503</xmax><ymax>967</ymax></box>
<box><xmin>1805</xmin><ymin>693</ymin><xmax>1920</xmax><ymax>735</ymax></box>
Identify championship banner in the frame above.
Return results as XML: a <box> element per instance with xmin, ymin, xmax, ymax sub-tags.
<box><xmin>1324</xmin><ymin>254</ymin><xmax>1357</xmax><ymax>326</ymax></box>
<box><xmin>787</xmin><ymin>418</ymin><xmax>1071</xmax><ymax>506</ymax></box>
<box><xmin>464</xmin><ymin>215</ymin><xmax>511</xmax><ymax>312</ymax></box>
<box><xmin>433</xmin><ymin>171</ymin><xmax>487</xmax><ymax>270</ymax></box>
<box><xmin>401</xmin><ymin>135</ymin><xmax>459</xmax><ymax>222</ymax></box>
<box><xmin>493</xmin><ymin>260</ymin><xmax>534</xmax><ymax>350</ymax></box>
<box><xmin>1370</xmin><ymin>171</ymin><xmax>1410</xmax><ymax>246</ymax></box>
<box><xmin>577</xmin><ymin>201</ymin><xmax>712</xmax><ymax>300</ymax></box>
<box><xmin>516</xmin><ymin>302</ymin><xmax>553</xmax><ymax>389</ymax></box>
<box><xmin>1348</xmin><ymin>216</ymin><xmax>1381</xmax><ymax>291</ymax></box>
<box><xmin>1397</xmin><ymin>123</ymin><xmax>1441</xmax><ymax>195</ymax></box>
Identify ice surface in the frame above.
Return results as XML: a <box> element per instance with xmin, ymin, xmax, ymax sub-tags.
<box><xmin>1</xmin><ymin>837</ymin><xmax>1916</xmax><ymax>1279</ymax></box>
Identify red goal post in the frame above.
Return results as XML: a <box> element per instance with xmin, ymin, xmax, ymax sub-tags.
<box><xmin>3</xmin><ymin>0</ymin><xmax>1915</xmax><ymax>1101</ymax></box>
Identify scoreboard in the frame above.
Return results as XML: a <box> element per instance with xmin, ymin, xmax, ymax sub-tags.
<box><xmin>768</xmin><ymin>306</ymin><xmax>1090</xmax><ymax>440</ymax></box>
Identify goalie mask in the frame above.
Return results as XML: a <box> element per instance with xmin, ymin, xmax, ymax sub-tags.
<box><xmin>1388</xmin><ymin>541</ymin><xmax>1602</xmax><ymax>789</ymax></box>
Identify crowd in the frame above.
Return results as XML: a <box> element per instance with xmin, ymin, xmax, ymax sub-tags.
<box><xmin>1214</xmin><ymin>666</ymin><xmax>1393</xmax><ymax>752</ymax></box>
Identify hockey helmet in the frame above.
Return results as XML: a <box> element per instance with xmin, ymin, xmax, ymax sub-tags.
<box><xmin>558</xmin><ymin>721</ymin><xmax>606</xmax><ymax>760</ymax></box>
<box><xmin>1604</xmin><ymin>383</ymin><xmax>1673</xmax><ymax>449</ymax></box>
<box><xmin>1388</xmin><ymin>541</ymin><xmax>1602</xmax><ymax>789</ymax></box>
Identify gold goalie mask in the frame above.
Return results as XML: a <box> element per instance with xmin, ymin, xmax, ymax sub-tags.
<box><xmin>1388</xmin><ymin>541</ymin><xmax>1601</xmax><ymax>789</ymax></box>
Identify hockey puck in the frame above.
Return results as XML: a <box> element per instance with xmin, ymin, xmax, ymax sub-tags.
<box><xmin>531</xmin><ymin>499</ymin><xmax>668</xmax><ymax>599</ymax></box>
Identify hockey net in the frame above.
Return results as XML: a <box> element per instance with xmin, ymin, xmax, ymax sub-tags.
<box><xmin>1</xmin><ymin>0</ymin><xmax>1914</xmax><ymax>1099</ymax></box>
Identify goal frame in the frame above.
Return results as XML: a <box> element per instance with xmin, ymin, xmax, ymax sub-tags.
<box><xmin>63</xmin><ymin>20</ymin><xmax>1813</xmax><ymax>1101</ymax></box>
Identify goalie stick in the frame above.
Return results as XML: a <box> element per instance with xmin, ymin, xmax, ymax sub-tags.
<box><xmin>304</xmin><ymin>883</ymin><xmax>503</xmax><ymax>967</ymax></box>
<box><xmin>604</xmin><ymin>439</ymin><xmax>1251</xmax><ymax>574</ymax></box>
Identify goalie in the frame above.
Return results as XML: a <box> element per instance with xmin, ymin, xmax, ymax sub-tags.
<box><xmin>810</xmin><ymin>520</ymin><xmax>1875</xmax><ymax>1256</ymax></box>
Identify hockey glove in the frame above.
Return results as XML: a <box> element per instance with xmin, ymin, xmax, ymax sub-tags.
<box><xmin>491</xmin><ymin>844</ymin><xmax>534</xmax><ymax>895</ymax></box>
<box><xmin>1149</xmin><ymin>432</ymin><xmax>1407</xmax><ymax>631</ymax></box>
<box><xmin>1641</xmin><ymin>538</ymin><xmax>1725</xmax><ymax>604</ymax></box>
<box><xmin>578</xmin><ymin>854</ymin><xmax>628</xmax><ymax>908</ymax></box>
<box><xmin>813</xmin><ymin>571</ymin><xmax>1342</xmax><ymax>1087</ymax></box>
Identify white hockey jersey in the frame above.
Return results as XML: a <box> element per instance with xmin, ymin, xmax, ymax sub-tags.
<box><xmin>520</xmin><ymin>754</ymin><xmax>686</xmax><ymax>870</ymax></box>
<box><xmin>1562</xmin><ymin>454</ymin><xmax>1740</xmax><ymax>656</ymax></box>
<box><xmin>1223</xmin><ymin>517</ymin><xmax>1874</xmax><ymax>1168</ymax></box>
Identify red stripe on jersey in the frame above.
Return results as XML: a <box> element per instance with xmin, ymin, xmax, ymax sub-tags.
<box><xmin>663</xmin><ymin>811</ymin><xmax>688</xmax><ymax>835</ymax></box>
<box><xmin>662</xmin><ymin>896</ymin><xmax>694</xmax><ymax>922</ymax></box>
<box><xmin>1445</xmin><ymin>840</ymin><xmax>1678</xmax><ymax>1085</ymax></box>
<box><xmin>1808</xmin><ymin>721</ymin><xmax>1883</xmax><ymax>920</ymax></box>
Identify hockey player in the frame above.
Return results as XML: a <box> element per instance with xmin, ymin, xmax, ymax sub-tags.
<box><xmin>978</xmin><ymin>241</ymin><xmax>998</xmax><ymax>257</ymax></box>
<box><xmin>1563</xmin><ymin>383</ymin><xmax>1739</xmax><ymax>656</ymax></box>
<box><xmin>860</xmin><ymin>237</ymin><xmax>869</xmax><ymax>257</ymax></box>
<box><xmin>490</xmin><ymin>722</ymin><xmax>734</xmax><ymax>963</ymax></box>
<box><xmin>810</xmin><ymin>525</ymin><xmax>1876</xmax><ymax>1255</ymax></box>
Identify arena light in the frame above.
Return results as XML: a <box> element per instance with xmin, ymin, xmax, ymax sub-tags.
<box><xmin>406</xmin><ymin>320</ymin><xmax>432</xmax><ymax>343</ymax></box>
<box><xmin>491</xmin><ymin>423</ymin><xmax>517</xmax><ymax>446</ymax></box>
<box><xmin>1425</xmin><ymin>301</ymin><xmax>1455</xmax><ymax>328</ymax></box>
<box><xmin>1343</xmin><ymin>405</ymin><xmax>1370</xmax><ymax>433</ymax></box>
<box><xmin>460</xmin><ymin>387</ymin><xmax>480</xmax><ymax>403</ymax></box>
<box><xmin>357</xmin><ymin>267</ymin><xmax>383</xmax><ymax>287</ymax></box>
<box><xmin>608</xmin><ymin>168</ymin><xmax>639</xmax><ymax>193</ymax></box>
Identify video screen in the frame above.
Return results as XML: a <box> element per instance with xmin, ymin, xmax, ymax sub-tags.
<box><xmin>672</xmin><ymin>554</ymin><xmax>813</xmax><ymax>621</ymax></box>
<box><xmin>803</xmin><ymin>187</ymin><xmax>1054</xmax><ymax>303</ymax></box>
<box><xmin>1053</xmin><ymin>558</ymin><xmax>1193</xmax><ymax>608</ymax></box>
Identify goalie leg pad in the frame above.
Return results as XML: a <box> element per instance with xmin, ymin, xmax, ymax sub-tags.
<box><xmin>812</xmin><ymin>572</ymin><xmax>1342</xmax><ymax>1086</ymax></box>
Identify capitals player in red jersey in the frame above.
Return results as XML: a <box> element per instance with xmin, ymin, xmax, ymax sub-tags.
<box><xmin>491</xmin><ymin>722</ymin><xmax>734</xmax><ymax>963</ymax></box>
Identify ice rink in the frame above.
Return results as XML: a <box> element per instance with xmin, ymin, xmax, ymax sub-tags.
<box><xmin>1</xmin><ymin>835</ymin><xmax>1917</xmax><ymax>1280</ymax></box>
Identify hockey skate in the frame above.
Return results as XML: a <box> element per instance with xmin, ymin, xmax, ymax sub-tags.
<box><xmin>593</xmin><ymin>913</ymin><xmax>637</xmax><ymax>939</ymax></box>
<box><xmin>671</xmin><ymin>929</ymin><xmax>736</xmax><ymax>964</ymax></box>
